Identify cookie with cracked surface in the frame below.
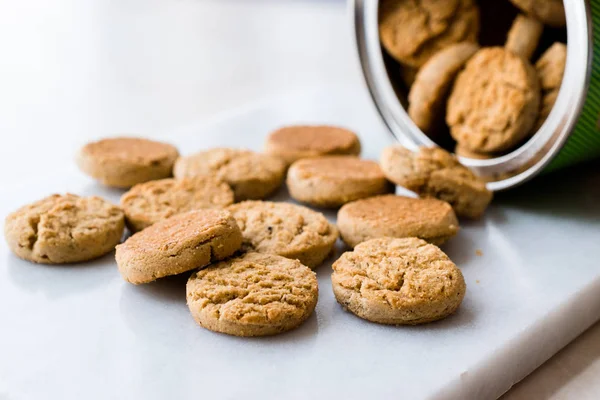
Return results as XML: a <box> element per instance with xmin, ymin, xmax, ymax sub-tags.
<box><xmin>331</xmin><ymin>237</ymin><xmax>466</xmax><ymax>325</ymax></box>
<box><xmin>4</xmin><ymin>194</ymin><xmax>124</xmax><ymax>264</ymax></box>
<box><xmin>227</xmin><ymin>201</ymin><xmax>338</xmax><ymax>269</ymax></box>
<box><xmin>173</xmin><ymin>148</ymin><xmax>286</xmax><ymax>201</ymax></box>
<box><xmin>533</xmin><ymin>43</ymin><xmax>566</xmax><ymax>131</ymax></box>
<box><xmin>337</xmin><ymin>195</ymin><xmax>459</xmax><ymax>248</ymax></box>
<box><xmin>505</xmin><ymin>14</ymin><xmax>544</xmax><ymax>60</ymax></box>
<box><xmin>121</xmin><ymin>176</ymin><xmax>234</xmax><ymax>232</ymax></box>
<box><xmin>115</xmin><ymin>209</ymin><xmax>242</xmax><ymax>284</ymax></box>
<box><xmin>380</xmin><ymin>146</ymin><xmax>493</xmax><ymax>218</ymax></box>
<box><xmin>264</xmin><ymin>125</ymin><xmax>361</xmax><ymax>166</ymax></box>
<box><xmin>77</xmin><ymin>137</ymin><xmax>179</xmax><ymax>188</ymax></box>
<box><xmin>379</xmin><ymin>0</ymin><xmax>479</xmax><ymax>68</ymax></box>
<box><xmin>509</xmin><ymin>0</ymin><xmax>565</xmax><ymax>28</ymax></box>
<box><xmin>446</xmin><ymin>47</ymin><xmax>541</xmax><ymax>153</ymax></box>
<box><xmin>287</xmin><ymin>156</ymin><xmax>392</xmax><ymax>208</ymax></box>
<box><xmin>408</xmin><ymin>42</ymin><xmax>479</xmax><ymax>134</ymax></box>
<box><xmin>186</xmin><ymin>252</ymin><xmax>318</xmax><ymax>337</ymax></box>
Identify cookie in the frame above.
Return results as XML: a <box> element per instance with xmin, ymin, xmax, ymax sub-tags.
<box><xmin>446</xmin><ymin>47</ymin><xmax>541</xmax><ymax>153</ymax></box>
<box><xmin>120</xmin><ymin>176</ymin><xmax>234</xmax><ymax>232</ymax></box>
<box><xmin>380</xmin><ymin>146</ymin><xmax>493</xmax><ymax>218</ymax></box>
<box><xmin>331</xmin><ymin>237</ymin><xmax>466</xmax><ymax>325</ymax></box>
<box><xmin>264</xmin><ymin>125</ymin><xmax>361</xmax><ymax>166</ymax></box>
<box><xmin>379</xmin><ymin>0</ymin><xmax>479</xmax><ymax>68</ymax></box>
<box><xmin>77</xmin><ymin>137</ymin><xmax>179</xmax><ymax>188</ymax></box>
<box><xmin>115</xmin><ymin>209</ymin><xmax>242</xmax><ymax>284</ymax></box>
<box><xmin>173</xmin><ymin>148</ymin><xmax>286</xmax><ymax>201</ymax></box>
<box><xmin>186</xmin><ymin>252</ymin><xmax>318</xmax><ymax>337</ymax></box>
<box><xmin>534</xmin><ymin>43</ymin><xmax>566</xmax><ymax>131</ymax></box>
<box><xmin>227</xmin><ymin>201</ymin><xmax>338</xmax><ymax>269</ymax></box>
<box><xmin>509</xmin><ymin>0</ymin><xmax>566</xmax><ymax>28</ymax></box>
<box><xmin>455</xmin><ymin>144</ymin><xmax>494</xmax><ymax>160</ymax></box>
<box><xmin>505</xmin><ymin>14</ymin><xmax>544</xmax><ymax>60</ymax></box>
<box><xmin>337</xmin><ymin>195</ymin><xmax>459</xmax><ymax>248</ymax></box>
<box><xmin>286</xmin><ymin>156</ymin><xmax>392</xmax><ymax>208</ymax></box>
<box><xmin>408</xmin><ymin>42</ymin><xmax>479</xmax><ymax>134</ymax></box>
<box><xmin>4</xmin><ymin>194</ymin><xmax>124</xmax><ymax>264</ymax></box>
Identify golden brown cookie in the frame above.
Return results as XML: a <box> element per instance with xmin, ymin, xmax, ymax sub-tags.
<box><xmin>264</xmin><ymin>125</ymin><xmax>361</xmax><ymax>166</ymax></box>
<box><xmin>455</xmin><ymin>144</ymin><xmax>495</xmax><ymax>160</ymax></box>
<box><xmin>332</xmin><ymin>237</ymin><xmax>466</xmax><ymax>325</ymax></box>
<box><xmin>4</xmin><ymin>194</ymin><xmax>124</xmax><ymax>264</ymax></box>
<box><xmin>505</xmin><ymin>14</ymin><xmax>544</xmax><ymax>60</ymax></box>
<box><xmin>173</xmin><ymin>148</ymin><xmax>286</xmax><ymax>201</ymax></box>
<box><xmin>287</xmin><ymin>156</ymin><xmax>392</xmax><ymax>208</ymax></box>
<box><xmin>380</xmin><ymin>146</ymin><xmax>493</xmax><ymax>218</ymax></box>
<box><xmin>115</xmin><ymin>209</ymin><xmax>242</xmax><ymax>284</ymax></box>
<box><xmin>509</xmin><ymin>0</ymin><xmax>565</xmax><ymax>28</ymax></box>
<box><xmin>446</xmin><ymin>47</ymin><xmax>541</xmax><ymax>153</ymax></box>
<box><xmin>408</xmin><ymin>42</ymin><xmax>479</xmax><ymax>134</ymax></box>
<box><xmin>120</xmin><ymin>176</ymin><xmax>234</xmax><ymax>232</ymax></box>
<box><xmin>186</xmin><ymin>252</ymin><xmax>318</xmax><ymax>337</ymax></box>
<box><xmin>76</xmin><ymin>137</ymin><xmax>179</xmax><ymax>188</ymax></box>
<box><xmin>337</xmin><ymin>195</ymin><xmax>459</xmax><ymax>248</ymax></box>
<box><xmin>227</xmin><ymin>201</ymin><xmax>338</xmax><ymax>269</ymax></box>
<box><xmin>533</xmin><ymin>43</ymin><xmax>566</xmax><ymax>131</ymax></box>
<box><xmin>379</xmin><ymin>0</ymin><xmax>479</xmax><ymax>68</ymax></box>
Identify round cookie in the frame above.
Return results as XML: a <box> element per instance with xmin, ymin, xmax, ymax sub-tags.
<box><xmin>286</xmin><ymin>156</ymin><xmax>392</xmax><ymax>208</ymax></box>
<box><xmin>264</xmin><ymin>125</ymin><xmax>361</xmax><ymax>166</ymax></box>
<box><xmin>186</xmin><ymin>252</ymin><xmax>318</xmax><ymax>337</ymax></box>
<box><xmin>120</xmin><ymin>176</ymin><xmax>234</xmax><ymax>232</ymax></box>
<box><xmin>4</xmin><ymin>194</ymin><xmax>124</xmax><ymax>264</ymax></box>
<box><xmin>115</xmin><ymin>209</ymin><xmax>242</xmax><ymax>284</ymax></box>
<box><xmin>408</xmin><ymin>42</ymin><xmax>479</xmax><ymax>134</ymax></box>
<box><xmin>337</xmin><ymin>195</ymin><xmax>459</xmax><ymax>248</ymax></box>
<box><xmin>533</xmin><ymin>43</ymin><xmax>566</xmax><ymax>131</ymax></box>
<box><xmin>227</xmin><ymin>201</ymin><xmax>338</xmax><ymax>269</ymax></box>
<box><xmin>331</xmin><ymin>237</ymin><xmax>466</xmax><ymax>325</ymax></box>
<box><xmin>380</xmin><ymin>146</ymin><xmax>493</xmax><ymax>218</ymax></box>
<box><xmin>379</xmin><ymin>0</ymin><xmax>479</xmax><ymax>68</ymax></box>
<box><xmin>446</xmin><ymin>47</ymin><xmax>541</xmax><ymax>153</ymax></box>
<box><xmin>455</xmin><ymin>144</ymin><xmax>494</xmax><ymax>160</ymax></box>
<box><xmin>509</xmin><ymin>0</ymin><xmax>566</xmax><ymax>28</ymax></box>
<box><xmin>173</xmin><ymin>148</ymin><xmax>286</xmax><ymax>201</ymax></box>
<box><xmin>505</xmin><ymin>14</ymin><xmax>544</xmax><ymax>60</ymax></box>
<box><xmin>77</xmin><ymin>137</ymin><xmax>179</xmax><ymax>188</ymax></box>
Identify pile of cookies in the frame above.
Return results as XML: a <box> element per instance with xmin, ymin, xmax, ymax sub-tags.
<box><xmin>380</xmin><ymin>0</ymin><xmax>567</xmax><ymax>159</ymax></box>
<box><xmin>4</xmin><ymin>125</ymin><xmax>493</xmax><ymax>336</ymax></box>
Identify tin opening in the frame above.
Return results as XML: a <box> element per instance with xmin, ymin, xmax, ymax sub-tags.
<box><xmin>354</xmin><ymin>0</ymin><xmax>591</xmax><ymax>190</ymax></box>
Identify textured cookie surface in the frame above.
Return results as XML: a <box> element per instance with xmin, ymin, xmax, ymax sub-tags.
<box><xmin>337</xmin><ymin>195</ymin><xmax>459</xmax><ymax>248</ymax></box>
<box><xmin>173</xmin><ymin>148</ymin><xmax>286</xmax><ymax>201</ymax></box>
<box><xmin>446</xmin><ymin>47</ymin><xmax>541</xmax><ymax>153</ymax></box>
<box><xmin>287</xmin><ymin>156</ymin><xmax>391</xmax><ymax>208</ymax></box>
<box><xmin>121</xmin><ymin>177</ymin><xmax>234</xmax><ymax>232</ymax></box>
<box><xmin>534</xmin><ymin>43</ymin><xmax>566</xmax><ymax>131</ymax></box>
<box><xmin>4</xmin><ymin>194</ymin><xmax>124</xmax><ymax>264</ymax></box>
<box><xmin>408</xmin><ymin>42</ymin><xmax>479</xmax><ymax>134</ymax></box>
<box><xmin>227</xmin><ymin>201</ymin><xmax>338</xmax><ymax>268</ymax></box>
<box><xmin>509</xmin><ymin>0</ymin><xmax>565</xmax><ymax>27</ymax></box>
<box><xmin>115</xmin><ymin>209</ymin><xmax>242</xmax><ymax>284</ymax></box>
<box><xmin>77</xmin><ymin>137</ymin><xmax>179</xmax><ymax>188</ymax></box>
<box><xmin>381</xmin><ymin>146</ymin><xmax>493</xmax><ymax>218</ymax></box>
<box><xmin>265</xmin><ymin>125</ymin><xmax>361</xmax><ymax>165</ymax></box>
<box><xmin>379</xmin><ymin>0</ymin><xmax>479</xmax><ymax>68</ymax></box>
<box><xmin>332</xmin><ymin>237</ymin><xmax>466</xmax><ymax>325</ymax></box>
<box><xmin>187</xmin><ymin>252</ymin><xmax>318</xmax><ymax>337</ymax></box>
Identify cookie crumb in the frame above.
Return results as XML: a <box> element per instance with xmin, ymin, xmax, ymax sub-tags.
<box><xmin>475</xmin><ymin>249</ymin><xmax>483</xmax><ymax>256</ymax></box>
<box><xmin>476</xmin><ymin>280</ymin><xmax>480</xmax><ymax>284</ymax></box>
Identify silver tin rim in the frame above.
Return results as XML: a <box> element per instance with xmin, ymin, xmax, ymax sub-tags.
<box><xmin>351</xmin><ymin>0</ymin><xmax>593</xmax><ymax>191</ymax></box>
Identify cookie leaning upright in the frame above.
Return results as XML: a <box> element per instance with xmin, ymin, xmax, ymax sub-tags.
<box><xmin>187</xmin><ymin>252</ymin><xmax>318</xmax><ymax>337</ymax></box>
<box><xmin>173</xmin><ymin>148</ymin><xmax>286</xmax><ymax>201</ymax></box>
<box><xmin>332</xmin><ymin>237</ymin><xmax>466</xmax><ymax>325</ymax></box>
<box><xmin>337</xmin><ymin>195</ymin><xmax>459</xmax><ymax>248</ymax></box>
<box><xmin>4</xmin><ymin>194</ymin><xmax>124</xmax><ymax>264</ymax></box>
<box><xmin>115</xmin><ymin>209</ymin><xmax>242</xmax><ymax>284</ymax></box>
<box><xmin>76</xmin><ymin>137</ymin><xmax>179</xmax><ymax>188</ymax></box>
<box><xmin>227</xmin><ymin>201</ymin><xmax>338</xmax><ymax>269</ymax></box>
<box><xmin>264</xmin><ymin>125</ymin><xmax>361</xmax><ymax>166</ymax></box>
<box><xmin>380</xmin><ymin>146</ymin><xmax>492</xmax><ymax>218</ymax></box>
<box><xmin>287</xmin><ymin>156</ymin><xmax>392</xmax><ymax>208</ymax></box>
<box><xmin>534</xmin><ymin>42</ymin><xmax>567</xmax><ymax>131</ymax></box>
<box><xmin>509</xmin><ymin>0</ymin><xmax>566</xmax><ymax>28</ymax></box>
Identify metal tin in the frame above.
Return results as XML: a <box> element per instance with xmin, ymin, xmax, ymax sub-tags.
<box><xmin>352</xmin><ymin>0</ymin><xmax>600</xmax><ymax>190</ymax></box>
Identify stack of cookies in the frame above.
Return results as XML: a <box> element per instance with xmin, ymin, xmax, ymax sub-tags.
<box><xmin>380</xmin><ymin>0</ymin><xmax>567</xmax><ymax>159</ymax></box>
<box><xmin>4</xmin><ymin>123</ymin><xmax>494</xmax><ymax>336</ymax></box>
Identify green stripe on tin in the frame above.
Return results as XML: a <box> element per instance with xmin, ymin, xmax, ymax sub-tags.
<box><xmin>547</xmin><ymin>1</ymin><xmax>600</xmax><ymax>171</ymax></box>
